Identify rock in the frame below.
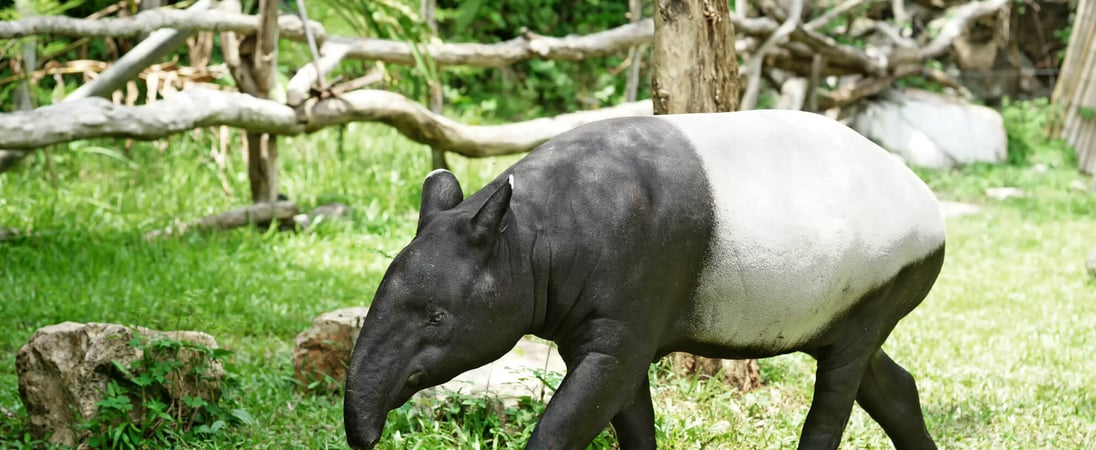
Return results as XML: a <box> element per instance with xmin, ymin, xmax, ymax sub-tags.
<box><xmin>293</xmin><ymin>306</ymin><xmax>368</xmax><ymax>390</ymax></box>
<box><xmin>16</xmin><ymin>322</ymin><xmax>223</xmax><ymax>446</ymax></box>
<box><xmin>295</xmin><ymin>307</ymin><xmax>566</xmax><ymax>402</ymax></box>
<box><xmin>985</xmin><ymin>187</ymin><xmax>1025</xmax><ymax>200</ymax></box>
<box><xmin>435</xmin><ymin>337</ymin><xmax>565</xmax><ymax>403</ymax></box>
<box><xmin>291</xmin><ymin>203</ymin><xmax>353</xmax><ymax>231</ymax></box>
<box><xmin>311</xmin><ymin>202</ymin><xmax>352</xmax><ymax>220</ymax></box>
<box><xmin>1069</xmin><ymin>179</ymin><xmax>1094</xmax><ymax>192</ymax></box>
<box><xmin>850</xmin><ymin>89</ymin><xmax>1007</xmax><ymax>169</ymax></box>
<box><xmin>1087</xmin><ymin>247</ymin><xmax>1096</xmax><ymax>280</ymax></box>
<box><xmin>938</xmin><ymin>201</ymin><xmax>983</xmax><ymax>218</ymax></box>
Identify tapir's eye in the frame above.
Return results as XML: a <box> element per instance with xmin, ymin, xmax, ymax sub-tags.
<box><xmin>428</xmin><ymin>311</ymin><xmax>446</xmax><ymax>325</ymax></box>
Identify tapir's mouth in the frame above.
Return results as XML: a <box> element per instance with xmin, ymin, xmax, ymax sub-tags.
<box><xmin>348</xmin><ymin>434</ymin><xmax>379</xmax><ymax>450</ymax></box>
<box><xmin>344</xmin><ymin>386</ymin><xmax>389</xmax><ymax>450</ymax></box>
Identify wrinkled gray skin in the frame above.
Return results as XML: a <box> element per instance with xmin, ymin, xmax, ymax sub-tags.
<box><xmin>345</xmin><ymin>112</ymin><xmax>944</xmax><ymax>450</ymax></box>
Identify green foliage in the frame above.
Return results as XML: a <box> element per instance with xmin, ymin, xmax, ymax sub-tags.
<box><xmin>1078</xmin><ymin>106</ymin><xmax>1096</xmax><ymax>122</ymax></box>
<box><xmin>433</xmin><ymin>0</ymin><xmax>640</xmax><ymax>119</ymax></box>
<box><xmin>77</xmin><ymin>335</ymin><xmax>251</xmax><ymax>449</ymax></box>
<box><xmin>315</xmin><ymin>0</ymin><xmax>440</xmax><ymax>97</ymax></box>
<box><xmin>1000</xmin><ymin>97</ymin><xmax>1075</xmax><ymax>166</ymax></box>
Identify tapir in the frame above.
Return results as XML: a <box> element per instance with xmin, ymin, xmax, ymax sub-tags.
<box><xmin>344</xmin><ymin>110</ymin><xmax>945</xmax><ymax>450</ymax></box>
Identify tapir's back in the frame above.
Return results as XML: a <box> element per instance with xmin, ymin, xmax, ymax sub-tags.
<box><xmin>650</xmin><ymin>111</ymin><xmax>945</xmax><ymax>352</ymax></box>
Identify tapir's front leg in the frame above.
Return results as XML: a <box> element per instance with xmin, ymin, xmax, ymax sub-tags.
<box><xmin>610</xmin><ymin>376</ymin><xmax>657</xmax><ymax>449</ymax></box>
<box><xmin>526</xmin><ymin>349</ymin><xmax>654</xmax><ymax>450</ymax></box>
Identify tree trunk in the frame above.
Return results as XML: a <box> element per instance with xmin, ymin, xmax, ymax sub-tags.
<box><xmin>651</xmin><ymin>0</ymin><xmax>760</xmax><ymax>393</ymax></box>
<box><xmin>625</xmin><ymin>0</ymin><xmax>645</xmax><ymax>103</ymax></box>
<box><xmin>422</xmin><ymin>0</ymin><xmax>449</xmax><ymax>170</ymax></box>
<box><xmin>651</xmin><ymin>0</ymin><xmax>739</xmax><ymax>114</ymax></box>
<box><xmin>243</xmin><ymin>0</ymin><xmax>281</xmax><ymax>202</ymax></box>
<box><xmin>1051</xmin><ymin>0</ymin><xmax>1096</xmax><ymax>174</ymax></box>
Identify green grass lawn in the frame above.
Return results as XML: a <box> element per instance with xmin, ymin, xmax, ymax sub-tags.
<box><xmin>2</xmin><ymin>118</ymin><xmax>1095</xmax><ymax>449</ymax></box>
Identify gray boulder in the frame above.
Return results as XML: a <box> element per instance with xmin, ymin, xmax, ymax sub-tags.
<box><xmin>851</xmin><ymin>88</ymin><xmax>1007</xmax><ymax>168</ymax></box>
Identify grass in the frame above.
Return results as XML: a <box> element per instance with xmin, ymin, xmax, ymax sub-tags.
<box><xmin>2</xmin><ymin>105</ymin><xmax>1096</xmax><ymax>448</ymax></box>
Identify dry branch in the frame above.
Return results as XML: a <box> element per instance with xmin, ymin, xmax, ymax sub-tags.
<box><xmin>914</xmin><ymin>0</ymin><xmax>1008</xmax><ymax>61</ymax></box>
<box><xmin>286</xmin><ymin>42</ymin><xmax>350</xmax><ymax>106</ymax></box>
<box><xmin>0</xmin><ymin>0</ymin><xmax>1005</xmax><ymax>81</ymax></box>
<box><xmin>331</xmin><ymin>19</ymin><xmax>654</xmax><ymax>67</ymax></box>
<box><xmin>742</xmin><ymin>0</ymin><xmax>803</xmax><ymax>110</ymax></box>
<box><xmin>66</xmin><ymin>0</ymin><xmax>213</xmax><ymax>101</ymax></box>
<box><xmin>0</xmin><ymin>8</ymin><xmax>325</xmax><ymax>43</ymax></box>
<box><xmin>0</xmin><ymin>88</ymin><xmax>653</xmax><ymax>157</ymax></box>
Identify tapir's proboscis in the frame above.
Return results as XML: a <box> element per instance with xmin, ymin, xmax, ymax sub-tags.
<box><xmin>344</xmin><ymin>110</ymin><xmax>945</xmax><ymax>450</ymax></box>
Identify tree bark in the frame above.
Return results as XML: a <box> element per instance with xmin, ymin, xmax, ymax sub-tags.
<box><xmin>625</xmin><ymin>0</ymin><xmax>645</xmax><ymax>102</ymax></box>
<box><xmin>651</xmin><ymin>0</ymin><xmax>760</xmax><ymax>392</ymax></box>
<box><xmin>422</xmin><ymin>0</ymin><xmax>448</xmax><ymax>171</ymax></box>
<box><xmin>242</xmin><ymin>0</ymin><xmax>280</xmax><ymax>203</ymax></box>
<box><xmin>651</xmin><ymin>0</ymin><xmax>739</xmax><ymax>114</ymax></box>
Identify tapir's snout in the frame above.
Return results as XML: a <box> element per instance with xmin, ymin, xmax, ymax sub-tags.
<box><xmin>344</xmin><ymin>382</ymin><xmax>389</xmax><ymax>450</ymax></box>
<box><xmin>346</xmin><ymin>431</ymin><xmax>378</xmax><ymax>450</ymax></box>
<box><xmin>344</xmin><ymin>398</ymin><xmax>382</xmax><ymax>450</ymax></box>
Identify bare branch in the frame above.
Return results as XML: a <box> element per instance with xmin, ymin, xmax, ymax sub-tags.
<box><xmin>332</xmin><ymin>19</ymin><xmax>654</xmax><ymax>67</ymax></box>
<box><xmin>805</xmin><ymin>0</ymin><xmax>879</xmax><ymax>31</ymax></box>
<box><xmin>295</xmin><ymin>0</ymin><xmax>325</xmax><ymax>90</ymax></box>
<box><xmin>816</xmin><ymin>64</ymin><xmax>920</xmax><ymax>109</ymax></box>
<box><xmin>742</xmin><ymin>0</ymin><xmax>803</xmax><ymax>110</ymax></box>
<box><xmin>300</xmin><ymin>91</ymin><xmax>654</xmax><ymax>157</ymax></box>
<box><xmin>65</xmin><ymin>0</ymin><xmax>214</xmax><ymax>101</ymax></box>
<box><xmin>916</xmin><ymin>0</ymin><xmax>1009</xmax><ymax>61</ymax></box>
<box><xmin>287</xmin><ymin>42</ymin><xmax>350</xmax><ymax>106</ymax></box>
<box><xmin>0</xmin><ymin>88</ymin><xmax>653</xmax><ymax>157</ymax></box>
<box><xmin>0</xmin><ymin>8</ymin><xmax>325</xmax><ymax>43</ymax></box>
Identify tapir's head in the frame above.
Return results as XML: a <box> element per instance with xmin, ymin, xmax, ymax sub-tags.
<box><xmin>344</xmin><ymin>170</ymin><xmax>528</xmax><ymax>449</ymax></box>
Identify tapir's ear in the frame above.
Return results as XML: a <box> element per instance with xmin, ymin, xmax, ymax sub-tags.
<box><xmin>418</xmin><ymin>169</ymin><xmax>464</xmax><ymax>233</ymax></box>
<box><xmin>470</xmin><ymin>175</ymin><xmax>513</xmax><ymax>244</ymax></box>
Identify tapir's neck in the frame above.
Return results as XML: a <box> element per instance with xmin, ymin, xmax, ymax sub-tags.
<box><xmin>495</xmin><ymin>215</ymin><xmax>546</xmax><ymax>338</ymax></box>
<box><xmin>504</xmin><ymin>219</ymin><xmax>599</xmax><ymax>346</ymax></box>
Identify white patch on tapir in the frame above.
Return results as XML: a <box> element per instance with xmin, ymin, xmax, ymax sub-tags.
<box><xmin>426</xmin><ymin>168</ymin><xmax>451</xmax><ymax>180</ymax></box>
<box><xmin>656</xmin><ymin>111</ymin><xmax>945</xmax><ymax>351</ymax></box>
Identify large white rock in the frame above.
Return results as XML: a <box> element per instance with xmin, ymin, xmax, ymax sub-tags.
<box><xmin>851</xmin><ymin>89</ymin><xmax>1007</xmax><ymax>168</ymax></box>
<box><xmin>16</xmin><ymin>322</ymin><xmax>223</xmax><ymax>446</ymax></box>
<box><xmin>295</xmin><ymin>307</ymin><xmax>565</xmax><ymax>401</ymax></box>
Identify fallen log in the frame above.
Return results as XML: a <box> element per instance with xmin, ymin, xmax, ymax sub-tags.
<box><xmin>144</xmin><ymin>200</ymin><xmax>299</xmax><ymax>239</ymax></box>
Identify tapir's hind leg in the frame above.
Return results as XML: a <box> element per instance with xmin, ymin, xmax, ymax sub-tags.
<box><xmin>609</xmin><ymin>376</ymin><xmax>656</xmax><ymax>450</ymax></box>
<box><xmin>856</xmin><ymin>350</ymin><xmax>937</xmax><ymax>450</ymax></box>
<box><xmin>798</xmin><ymin>343</ymin><xmax>876</xmax><ymax>450</ymax></box>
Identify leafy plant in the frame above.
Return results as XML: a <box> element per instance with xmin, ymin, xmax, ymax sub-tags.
<box><xmin>1000</xmin><ymin>97</ymin><xmax>1075</xmax><ymax>166</ymax></box>
<box><xmin>77</xmin><ymin>335</ymin><xmax>253</xmax><ymax>449</ymax></box>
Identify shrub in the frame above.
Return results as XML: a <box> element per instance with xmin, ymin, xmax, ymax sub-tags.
<box><xmin>77</xmin><ymin>336</ymin><xmax>253</xmax><ymax>449</ymax></box>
